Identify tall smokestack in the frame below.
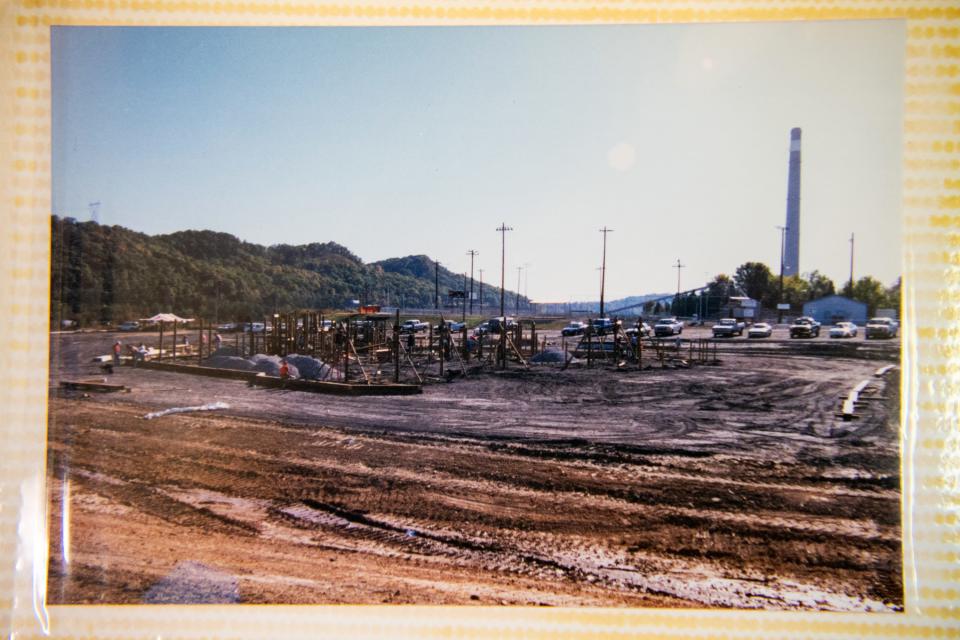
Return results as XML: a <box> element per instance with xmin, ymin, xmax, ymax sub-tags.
<box><xmin>784</xmin><ymin>127</ymin><xmax>801</xmax><ymax>277</ymax></box>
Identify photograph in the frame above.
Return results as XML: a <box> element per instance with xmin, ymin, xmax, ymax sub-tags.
<box><xmin>46</xmin><ymin>20</ymin><xmax>905</xmax><ymax>610</ymax></box>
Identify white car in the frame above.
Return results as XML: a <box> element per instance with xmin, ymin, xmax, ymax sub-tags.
<box><xmin>653</xmin><ymin>317</ymin><xmax>684</xmax><ymax>336</ymax></box>
<box><xmin>118</xmin><ymin>321</ymin><xmax>140</xmax><ymax>331</ymax></box>
<box><xmin>865</xmin><ymin>317</ymin><xmax>899</xmax><ymax>339</ymax></box>
<box><xmin>829</xmin><ymin>322</ymin><xmax>859</xmax><ymax>339</ymax></box>
<box><xmin>747</xmin><ymin>322</ymin><xmax>773</xmax><ymax>338</ymax></box>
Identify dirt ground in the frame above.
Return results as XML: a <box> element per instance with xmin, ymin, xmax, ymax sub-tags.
<box><xmin>46</xmin><ymin>330</ymin><xmax>903</xmax><ymax>610</ymax></box>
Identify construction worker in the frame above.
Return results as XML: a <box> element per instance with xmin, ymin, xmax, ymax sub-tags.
<box><xmin>112</xmin><ymin>340</ymin><xmax>122</xmax><ymax>366</ymax></box>
<box><xmin>214</xmin><ymin>333</ymin><xmax>223</xmax><ymax>351</ymax></box>
<box><xmin>279</xmin><ymin>359</ymin><xmax>290</xmax><ymax>380</ymax></box>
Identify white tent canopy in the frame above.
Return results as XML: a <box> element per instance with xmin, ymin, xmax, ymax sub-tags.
<box><xmin>141</xmin><ymin>313</ymin><xmax>192</xmax><ymax>324</ymax></box>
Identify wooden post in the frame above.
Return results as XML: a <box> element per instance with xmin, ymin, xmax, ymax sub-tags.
<box><xmin>198</xmin><ymin>318</ymin><xmax>203</xmax><ymax>364</ymax></box>
<box><xmin>428</xmin><ymin>324</ymin><xmax>434</xmax><ymax>363</ymax></box>
<box><xmin>587</xmin><ymin>323</ymin><xmax>593</xmax><ymax>368</ymax></box>
<box><xmin>158</xmin><ymin>321</ymin><xmax>164</xmax><ymax>360</ymax></box>
<box><xmin>461</xmin><ymin>325</ymin><xmax>469</xmax><ymax>361</ymax></box>
<box><xmin>393</xmin><ymin>309</ymin><xmax>400</xmax><ymax>383</ymax></box>
<box><xmin>439</xmin><ymin>322</ymin><xmax>445</xmax><ymax>377</ymax></box>
<box><xmin>343</xmin><ymin>325</ymin><xmax>350</xmax><ymax>382</ymax></box>
<box><xmin>172</xmin><ymin>321</ymin><xmax>178</xmax><ymax>362</ymax></box>
<box><xmin>499</xmin><ymin>326</ymin><xmax>506</xmax><ymax>370</ymax></box>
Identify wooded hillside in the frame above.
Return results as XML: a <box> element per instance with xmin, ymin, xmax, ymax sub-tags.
<box><xmin>50</xmin><ymin>216</ymin><xmax>523</xmax><ymax>325</ymax></box>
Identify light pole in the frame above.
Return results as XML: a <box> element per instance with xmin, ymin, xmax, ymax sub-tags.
<box><xmin>516</xmin><ymin>265</ymin><xmax>522</xmax><ymax>316</ymax></box>
<box><xmin>673</xmin><ymin>259</ymin><xmax>685</xmax><ymax>314</ymax></box>
<box><xmin>777</xmin><ymin>225</ymin><xmax>787</xmax><ymax>323</ymax></box>
<box><xmin>467</xmin><ymin>250</ymin><xmax>478</xmax><ymax>315</ymax></box>
<box><xmin>599</xmin><ymin>227</ymin><xmax>613</xmax><ymax>317</ymax></box>
<box><xmin>848</xmin><ymin>232</ymin><xmax>855</xmax><ymax>293</ymax></box>
<box><xmin>497</xmin><ymin>223</ymin><xmax>512</xmax><ymax>318</ymax></box>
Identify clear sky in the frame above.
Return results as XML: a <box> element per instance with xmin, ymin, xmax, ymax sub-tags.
<box><xmin>52</xmin><ymin>21</ymin><xmax>904</xmax><ymax>301</ymax></box>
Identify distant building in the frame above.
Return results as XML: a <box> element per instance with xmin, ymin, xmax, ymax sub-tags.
<box><xmin>802</xmin><ymin>295</ymin><xmax>867</xmax><ymax>325</ymax></box>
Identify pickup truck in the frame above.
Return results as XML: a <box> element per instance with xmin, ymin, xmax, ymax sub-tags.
<box><xmin>653</xmin><ymin>317</ymin><xmax>684</xmax><ymax>336</ymax></box>
<box><xmin>400</xmin><ymin>319</ymin><xmax>428</xmax><ymax>333</ymax></box>
<box><xmin>864</xmin><ymin>317</ymin><xmax>898</xmax><ymax>339</ymax></box>
<box><xmin>711</xmin><ymin>318</ymin><xmax>745</xmax><ymax>337</ymax></box>
<box><xmin>789</xmin><ymin>316</ymin><xmax>821</xmax><ymax>338</ymax></box>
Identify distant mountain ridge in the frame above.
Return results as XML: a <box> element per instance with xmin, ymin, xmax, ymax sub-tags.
<box><xmin>49</xmin><ymin>216</ymin><xmax>528</xmax><ymax>324</ymax></box>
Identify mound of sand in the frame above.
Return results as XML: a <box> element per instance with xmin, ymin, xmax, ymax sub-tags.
<box><xmin>284</xmin><ymin>354</ymin><xmax>335</xmax><ymax>381</ymax></box>
<box><xmin>250</xmin><ymin>354</ymin><xmax>300</xmax><ymax>378</ymax></box>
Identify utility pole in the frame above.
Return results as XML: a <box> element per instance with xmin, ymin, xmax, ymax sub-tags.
<box><xmin>777</xmin><ymin>225</ymin><xmax>787</xmax><ymax>323</ymax></box>
<box><xmin>524</xmin><ymin>262</ymin><xmax>530</xmax><ymax>309</ymax></box>
<box><xmin>515</xmin><ymin>265</ymin><xmax>522</xmax><ymax>316</ymax></box>
<box><xmin>599</xmin><ymin>227</ymin><xmax>613</xmax><ymax>317</ymax></box>
<box><xmin>497</xmin><ymin>223</ymin><xmax>512</xmax><ymax>318</ymax></box>
<box><xmin>479</xmin><ymin>268</ymin><xmax>484</xmax><ymax>316</ymax></box>
<box><xmin>848</xmin><ymin>232</ymin><xmax>855</xmax><ymax>292</ymax></box>
<box><xmin>435</xmin><ymin>260</ymin><xmax>440</xmax><ymax>310</ymax></box>
<box><xmin>467</xmin><ymin>250</ymin><xmax>478</xmax><ymax>315</ymax></box>
<box><xmin>673</xmin><ymin>258</ymin><xmax>685</xmax><ymax>314</ymax></box>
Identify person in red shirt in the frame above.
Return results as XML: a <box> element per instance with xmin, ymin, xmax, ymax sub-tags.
<box><xmin>279</xmin><ymin>359</ymin><xmax>289</xmax><ymax>380</ymax></box>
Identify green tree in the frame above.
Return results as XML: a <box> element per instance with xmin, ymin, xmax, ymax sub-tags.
<box><xmin>804</xmin><ymin>270</ymin><xmax>836</xmax><ymax>302</ymax></box>
<box><xmin>733</xmin><ymin>261</ymin><xmax>774</xmax><ymax>303</ymax></box>
<box><xmin>781</xmin><ymin>275</ymin><xmax>811</xmax><ymax>307</ymax></box>
<box><xmin>850</xmin><ymin>276</ymin><xmax>887</xmax><ymax>316</ymax></box>
<box><xmin>884</xmin><ymin>277</ymin><xmax>901</xmax><ymax>314</ymax></box>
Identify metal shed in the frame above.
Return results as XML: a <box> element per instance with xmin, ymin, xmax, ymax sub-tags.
<box><xmin>802</xmin><ymin>295</ymin><xmax>867</xmax><ymax>325</ymax></box>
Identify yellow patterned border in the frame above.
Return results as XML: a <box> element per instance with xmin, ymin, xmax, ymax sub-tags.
<box><xmin>2</xmin><ymin>1</ymin><xmax>958</xmax><ymax>638</ymax></box>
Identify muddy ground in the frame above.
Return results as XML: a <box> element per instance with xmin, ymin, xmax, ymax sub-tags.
<box><xmin>46</xmin><ymin>330</ymin><xmax>903</xmax><ymax>610</ymax></box>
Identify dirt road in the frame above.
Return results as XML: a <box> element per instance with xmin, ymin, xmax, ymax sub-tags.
<box><xmin>46</xmin><ymin>331</ymin><xmax>902</xmax><ymax>609</ymax></box>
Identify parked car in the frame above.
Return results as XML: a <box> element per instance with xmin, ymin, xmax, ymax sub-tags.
<box><xmin>486</xmin><ymin>317</ymin><xmax>517</xmax><ymax>334</ymax></box>
<box><xmin>789</xmin><ymin>316</ymin><xmax>821</xmax><ymax>338</ymax></box>
<box><xmin>865</xmin><ymin>317</ymin><xmax>898</xmax><ymax>339</ymax></box>
<box><xmin>829</xmin><ymin>321</ymin><xmax>859</xmax><ymax>339</ymax></box>
<box><xmin>472</xmin><ymin>321</ymin><xmax>491</xmax><ymax>337</ymax></box>
<box><xmin>216</xmin><ymin>322</ymin><xmax>238</xmax><ymax>332</ymax></box>
<box><xmin>561</xmin><ymin>321</ymin><xmax>587</xmax><ymax>337</ymax></box>
<box><xmin>400</xmin><ymin>319</ymin><xmax>429</xmax><ymax>333</ymax></box>
<box><xmin>712</xmin><ymin>318</ymin><xmax>745</xmax><ymax>337</ymax></box>
<box><xmin>118</xmin><ymin>321</ymin><xmax>140</xmax><ymax>331</ymax></box>
<box><xmin>435</xmin><ymin>321</ymin><xmax>465</xmax><ymax>332</ymax></box>
<box><xmin>630</xmin><ymin>321</ymin><xmax>652</xmax><ymax>337</ymax></box>
<box><xmin>747</xmin><ymin>322</ymin><xmax>773</xmax><ymax>338</ymax></box>
<box><xmin>653</xmin><ymin>317</ymin><xmax>683</xmax><ymax>336</ymax></box>
<box><xmin>242</xmin><ymin>322</ymin><xmax>265</xmax><ymax>333</ymax></box>
<box><xmin>590</xmin><ymin>318</ymin><xmax>618</xmax><ymax>336</ymax></box>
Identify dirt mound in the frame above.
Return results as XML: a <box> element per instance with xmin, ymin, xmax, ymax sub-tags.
<box><xmin>530</xmin><ymin>349</ymin><xmax>576</xmax><ymax>365</ymax></box>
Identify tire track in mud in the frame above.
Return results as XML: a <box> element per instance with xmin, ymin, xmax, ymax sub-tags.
<box><xmin>49</xmin><ymin>333</ymin><xmax>903</xmax><ymax>608</ymax></box>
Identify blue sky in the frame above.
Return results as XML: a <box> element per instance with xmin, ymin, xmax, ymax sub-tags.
<box><xmin>52</xmin><ymin>22</ymin><xmax>904</xmax><ymax>300</ymax></box>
